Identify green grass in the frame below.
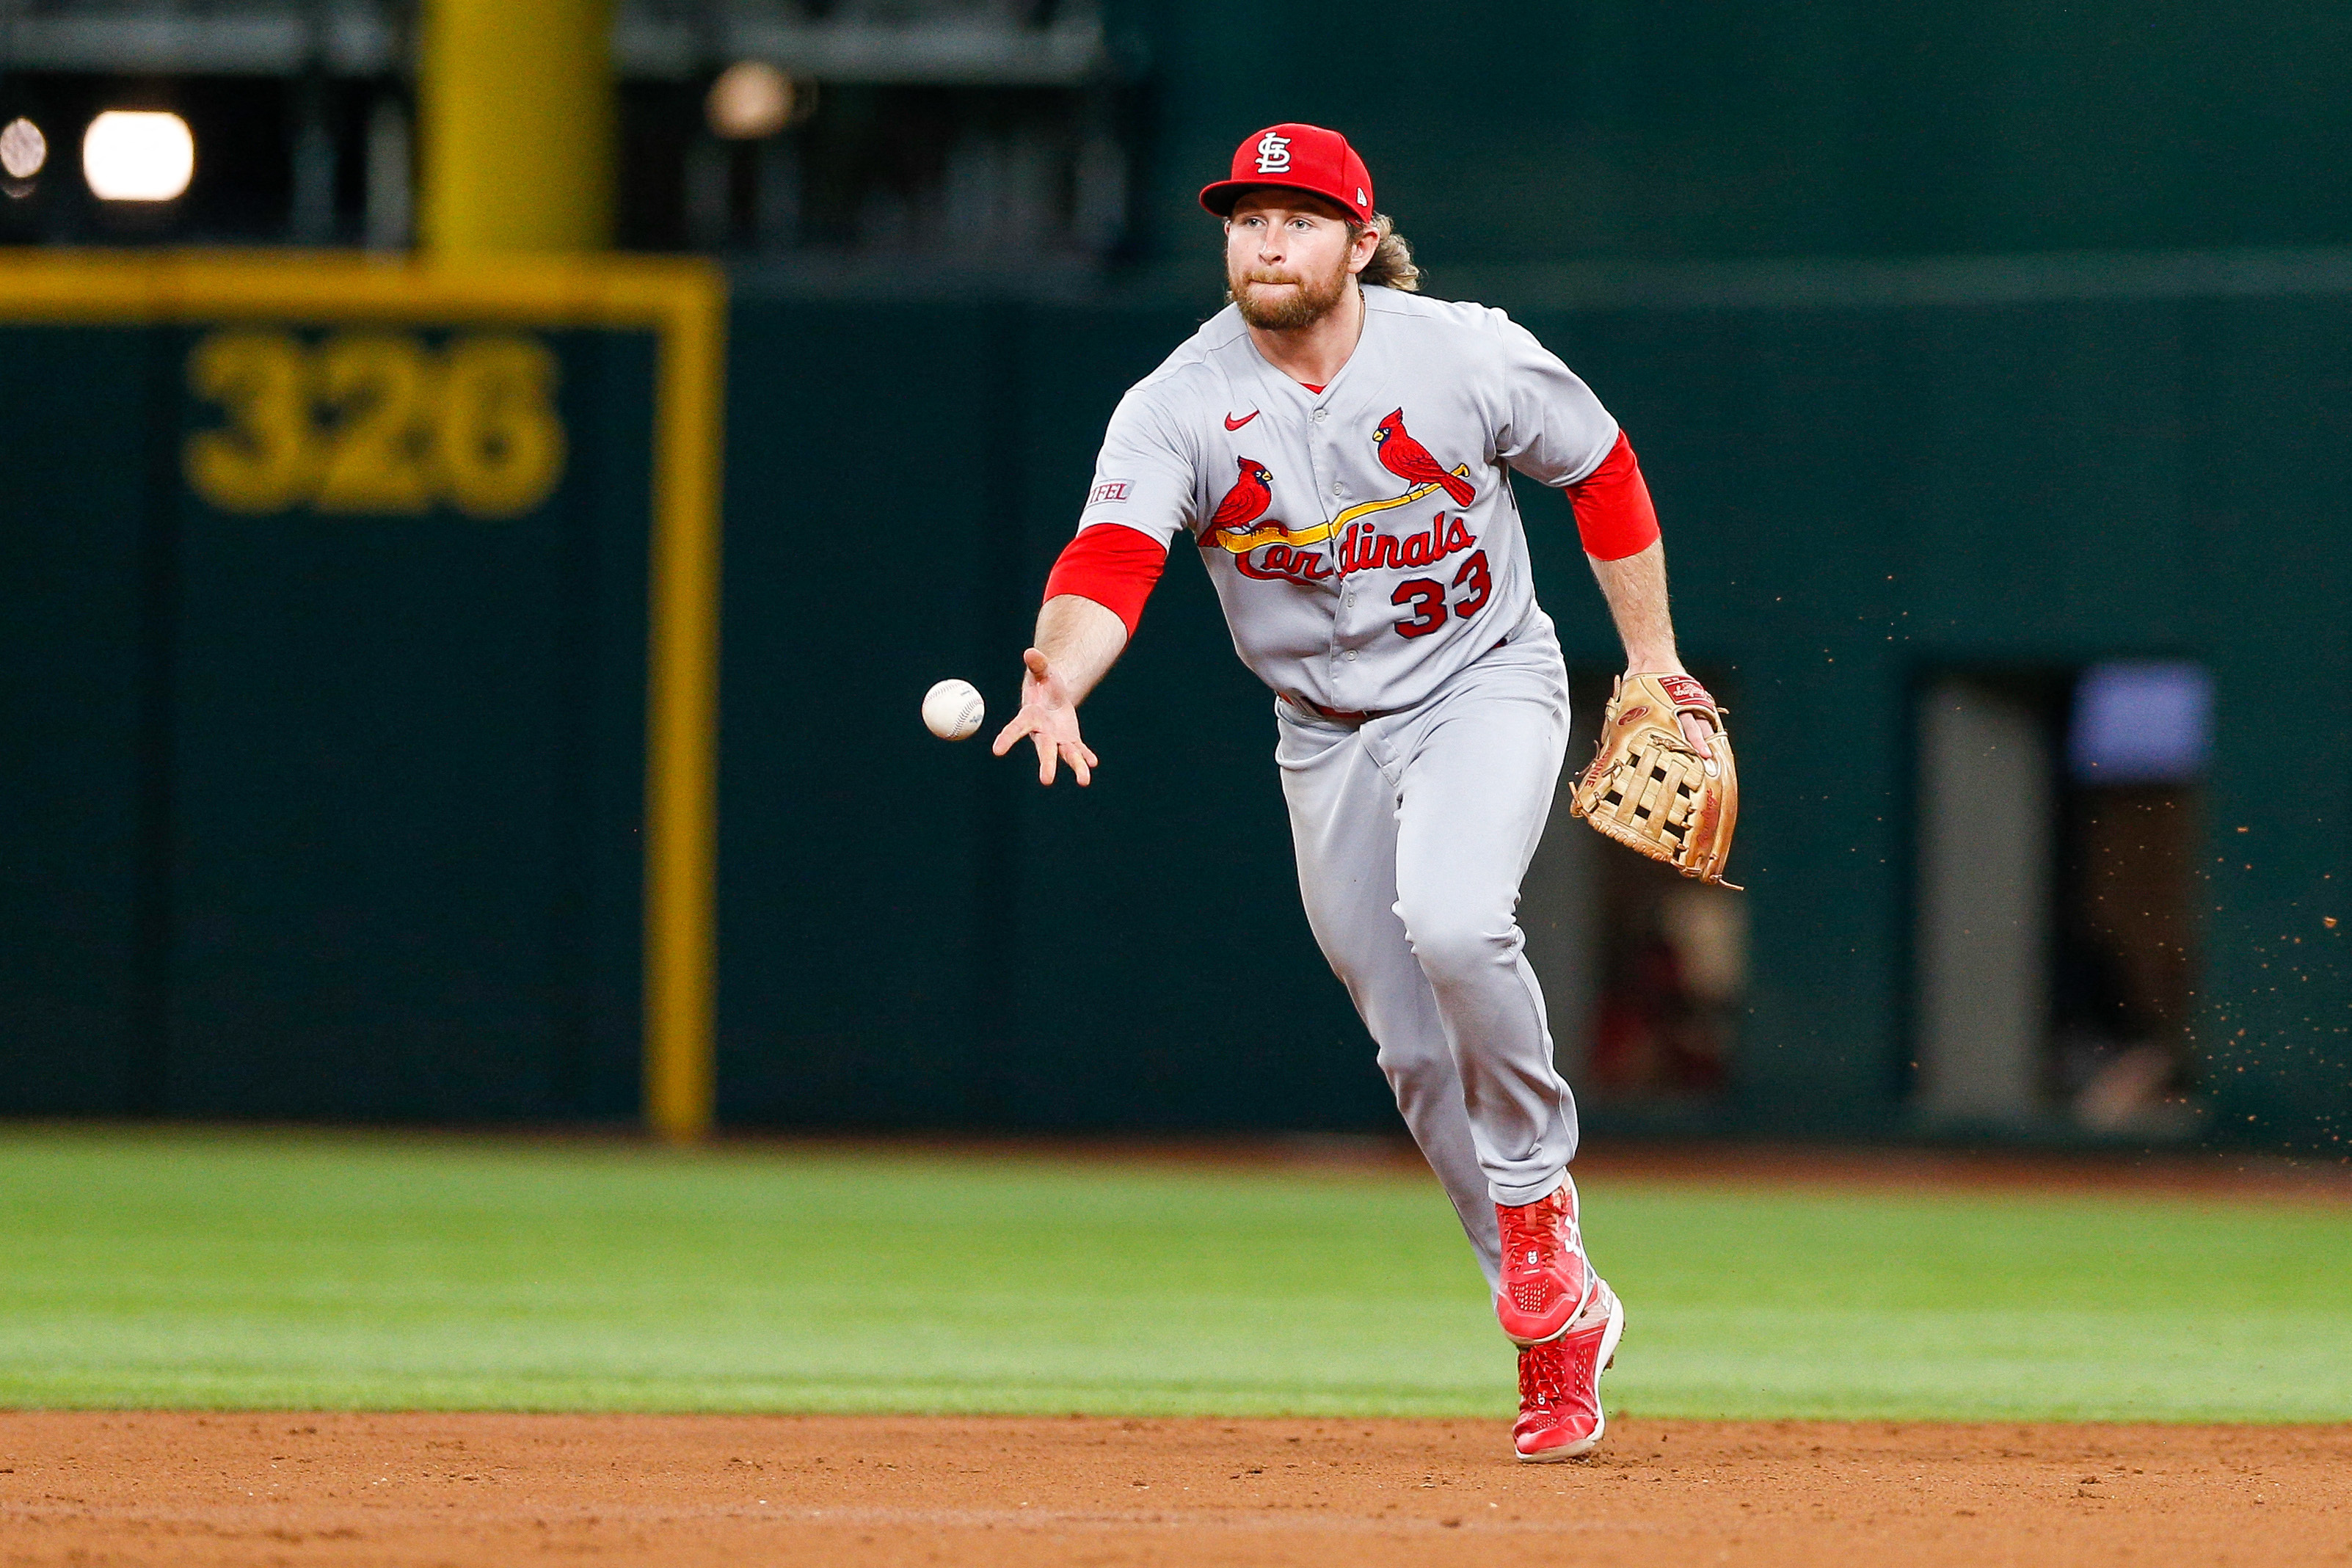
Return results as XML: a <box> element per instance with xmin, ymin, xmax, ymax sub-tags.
<box><xmin>1</xmin><ymin>1126</ymin><xmax>2347</xmax><ymax>1421</ymax></box>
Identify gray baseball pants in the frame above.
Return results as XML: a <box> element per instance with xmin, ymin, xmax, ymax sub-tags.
<box><xmin>1275</xmin><ymin>614</ymin><xmax>1578</xmax><ymax>1291</ymax></box>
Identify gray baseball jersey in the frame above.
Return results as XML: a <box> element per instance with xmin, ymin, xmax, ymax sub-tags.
<box><xmin>1076</xmin><ymin>284</ymin><xmax>1620</xmax><ymax>715</ymax></box>
<box><xmin>1069</xmin><ymin>284</ymin><xmax>1633</xmax><ymax>1295</ymax></box>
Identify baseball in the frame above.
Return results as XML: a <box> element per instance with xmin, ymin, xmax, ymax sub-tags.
<box><xmin>922</xmin><ymin>678</ymin><xmax>985</xmax><ymax>742</ymax></box>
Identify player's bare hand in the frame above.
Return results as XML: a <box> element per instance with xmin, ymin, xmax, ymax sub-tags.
<box><xmin>991</xmin><ymin>647</ymin><xmax>1099</xmax><ymax>787</ymax></box>
<box><xmin>1678</xmin><ymin>707</ymin><xmax>1719</xmax><ymax>757</ymax></box>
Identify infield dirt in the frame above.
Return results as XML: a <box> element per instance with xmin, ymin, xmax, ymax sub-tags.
<box><xmin>4</xmin><ymin>1411</ymin><xmax>2346</xmax><ymax>1567</ymax></box>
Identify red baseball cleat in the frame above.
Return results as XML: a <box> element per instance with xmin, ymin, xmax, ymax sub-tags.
<box><xmin>1512</xmin><ymin>1279</ymin><xmax>1624</xmax><ymax>1462</ymax></box>
<box><xmin>1493</xmin><ymin>1178</ymin><xmax>1595</xmax><ymax>1346</ymax></box>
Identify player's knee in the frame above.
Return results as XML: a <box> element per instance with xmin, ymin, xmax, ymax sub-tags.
<box><xmin>1400</xmin><ymin>906</ymin><xmax>1517</xmax><ymax>985</ymax></box>
<box><xmin>1373</xmin><ymin>1033</ymin><xmax>1448</xmax><ymax>1091</ymax></box>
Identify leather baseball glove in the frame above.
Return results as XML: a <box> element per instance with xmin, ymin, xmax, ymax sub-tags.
<box><xmin>1568</xmin><ymin>673</ymin><xmax>1741</xmax><ymax>889</ymax></box>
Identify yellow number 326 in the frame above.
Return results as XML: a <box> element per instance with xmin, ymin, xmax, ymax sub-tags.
<box><xmin>184</xmin><ymin>329</ymin><xmax>567</xmax><ymax>519</ymax></box>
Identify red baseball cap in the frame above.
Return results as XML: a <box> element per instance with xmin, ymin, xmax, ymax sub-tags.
<box><xmin>1198</xmin><ymin>123</ymin><xmax>1375</xmax><ymax>225</ymax></box>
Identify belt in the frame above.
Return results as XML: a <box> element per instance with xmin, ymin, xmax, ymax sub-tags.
<box><xmin>1292</xmin><ymin>637</ymin><xmax>1512</xmax><ymax>727</ymax></box>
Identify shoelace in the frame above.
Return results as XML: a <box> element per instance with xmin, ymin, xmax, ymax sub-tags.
<box><xmin>1499</xmin><ymin>1188</ymin><xmax>1579</xmax><ymax>1306</ymax></box>
<box><xmin>1498</xmin><ymin>1192</ymin><xmax>1557</xmax><ymax>1265</ymax></box>
<box><xmin>1518</xmin><ymin>1340</ymin><xmax>1571</xmax><ymax>1412</ymax></box>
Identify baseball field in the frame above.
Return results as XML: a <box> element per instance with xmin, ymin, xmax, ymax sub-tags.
<box><xmin>4</xmin><ymin>1126</ymin><xmax>2348</xmax><ymax>1564</ymax></box>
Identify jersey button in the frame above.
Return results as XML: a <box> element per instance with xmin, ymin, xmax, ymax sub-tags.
<box><xmin>1343</xmin><ymin>649</ymin><xmax>1358</xmax><ymax>661</ymax></box>
<box><xmin>1312</xmin><ymin>408</ymin><xmax>1328</xmax><ymax>422</ymax></box>
<box><xmin>1330</xmin><ymin>481</ymin><xmax>1346</xmax><ymax>497</ymax></box>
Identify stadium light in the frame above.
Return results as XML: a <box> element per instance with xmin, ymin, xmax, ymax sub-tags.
<box><xmin>706</xmin><ymin>61</ymin><xmax>802</xmax><ymax>140</ymax></box>
<box><xmin>83</xmin><ymin>111</ymin><xmax>194</xmax><ymax>202</ymax></box>
<box><xmin>1</xmin><ymin>118</ymin><xmax>47</xmax><ymax>183</ymax></box>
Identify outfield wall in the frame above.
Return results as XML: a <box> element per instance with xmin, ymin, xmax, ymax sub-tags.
<box><xmin>1</xmin><ymin>257</ymin><xmax>2344</xmax><ymax>1149</ymax></box>
<box><xmin>715</xmin><ymin>266</ymin><xmax>2350</xmax><ymax>1149</ymax></box>
<box><xmin>0</xmin><ymin>256</ymin><xmax>724</xmax><ymax>1133</ymax></box>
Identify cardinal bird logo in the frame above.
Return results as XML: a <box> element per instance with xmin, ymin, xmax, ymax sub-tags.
<box><xmin>1200</xmin><ymin>456</ymin><xmax>1275</xmax><ymax>547</ymax></box>
<box><xmin>1372</xmin><ymin>409</ymin><xmax>1477</xmax><ymax>508</ymax></box>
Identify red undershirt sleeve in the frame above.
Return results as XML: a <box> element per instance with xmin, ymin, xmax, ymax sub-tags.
<box><xmin>1042</xmin><ymin>523</ymin><xmax>1170</xmax><ymax>638</ymax></box>
<box><xmin>1565</xmin><ymin>429</ymin><xmax>1661</xmax><ymax>561</ymax></box>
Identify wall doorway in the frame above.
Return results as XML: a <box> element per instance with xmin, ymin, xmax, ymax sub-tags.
<box><xmin>1912</xmin><ymin>663</ymin><xmax>2210</xmax><ymax>1135</ymax></box>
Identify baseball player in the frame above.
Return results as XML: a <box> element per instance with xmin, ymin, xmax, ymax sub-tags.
<box><xmin>993</xmin><ymin>123</ymin><xmax>1722</xmax><ymax>1461</ymax></box>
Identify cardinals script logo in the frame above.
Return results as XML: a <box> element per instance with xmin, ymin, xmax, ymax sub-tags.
<box><xmin>1254</xmin><ymin>131</ymin><xmax>1292</xmax><ymax>174</ymax></box>
<box><xmin>1198</xmin><ymin>437</ymin><xmax>1483</xmax><ymax>589</ymax></box>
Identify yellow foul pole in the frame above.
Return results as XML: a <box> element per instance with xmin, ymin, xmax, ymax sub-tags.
<box><xmin>419</xmin><ymin>0</ymin><xmax>616</xmax><ymax>254</ymax></box>
<box><xmin>639</xmin><ymin>276</ymin><xmax>726</xmax><ymax>1148</ymax></box>
<box><xmin>420</xmin><ymin>2</ymin><xmax>722</xmax><ymax>1147</ymax></box>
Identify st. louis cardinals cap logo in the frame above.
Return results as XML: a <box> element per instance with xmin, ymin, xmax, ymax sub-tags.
<box><xmin>1201</xmin><ymin>123</ymin><xmax>1375</xmax><ymax>225</ymax></box>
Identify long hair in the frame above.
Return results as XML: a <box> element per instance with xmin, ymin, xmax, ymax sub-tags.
<box><xmin>1350</xmin><ymin>213</ymin><xmax>1421</xmax><ymax>293</ymax></box>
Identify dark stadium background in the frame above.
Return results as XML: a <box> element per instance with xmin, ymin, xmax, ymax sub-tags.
<box><xmin>1</xmin><ymin>0</ymin><xmax>2343</xmax><ymax>1151</ymax></box>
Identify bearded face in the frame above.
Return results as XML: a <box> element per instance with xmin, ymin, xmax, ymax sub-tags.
<box><xmin>1229</xmin><ymin>246</ymin><xmax>1353</xmax><ymax>329</ymax></box>
<box><xmin>1225</xmin><ymin>198</ymin><xmax>1360</xmax><ymax>331</ymax></box>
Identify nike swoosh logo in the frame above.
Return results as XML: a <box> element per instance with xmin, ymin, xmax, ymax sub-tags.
<box><xmin>1225</xmin><ymin>410</ymin><xmax>1259</xmax><ymax>430</ymax></box>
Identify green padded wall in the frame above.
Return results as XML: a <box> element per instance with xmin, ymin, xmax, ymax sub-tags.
<box><xmin>0</xmin><ymin>329</ymin><xmax>157</xmax><ymax>1112</ymax></box>
<box><xmin>716</xmin><ymin>278</ymin><xmax>2351</xmax><ymax>1148</ymax></box>
<box><xmin>7</xmin><ymin>288</ymin><xmax>2342</xmax><ymax>1147</ymax></box>
<box><xmin>715</xmin><ymin>303</ymin><xmax>1392</xmax><ymax>1133</ymax></box>
<box><xmin>0</xmin><ymin>324</ymin><xmax>655</xmax><ymax>1121</ymax></box>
